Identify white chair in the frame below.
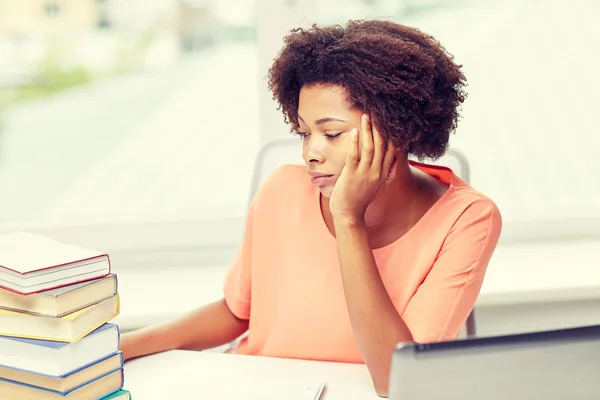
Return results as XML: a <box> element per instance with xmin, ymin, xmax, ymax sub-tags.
<box><xmin>249</xmin><ymin>138</ymin><xmax>477</xmax><ymax>337</ymax></box>
<box><xmin>248</xmin><ymin>138</ymin><xmax>305</xmax><ymax>206</ymax></box>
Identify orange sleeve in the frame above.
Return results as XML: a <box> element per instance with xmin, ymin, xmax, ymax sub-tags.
<box><xmin>223</xmin><ymin>200</ymin><xmax>255</xmax><ymax>320</ymax></box>
<box><xmin>222</xmin><ymin>165</ymin><xmax>293</xmax><ymax>321</ymax></box>
<box><xmin>402</xmin><ymin>198</ymin><xmax>502</xmax><ymax>343</ymax></box>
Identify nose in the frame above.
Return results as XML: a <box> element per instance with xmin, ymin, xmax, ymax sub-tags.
<box><xmin>302</xmin><ymin>135</ymin><xmax>327</xmax><ymax>165</ymax></box>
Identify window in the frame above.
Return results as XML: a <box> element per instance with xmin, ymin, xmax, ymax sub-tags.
<box><xmin>97</xmin><ymin>17</ymin><xmax>111</xmax><ymax>29</ymax></box>
<box><xmin>0</xmin><ymin>0</ymin><xmax>598</xmax><ymax>269</ymax></box>
<box><xmin>0</xmin><ymin>0</ymin><xmax>259</xmax><ymax>262</ymax></box>
<box><xmin>44</xmin><ymin>1</ymin><xmax>61</xmax><ymax>17</ymax></box>
<box><xmin>97</xmin><ymin>0</ymin><xmax>110</xmax><ymax>28</ymax></box>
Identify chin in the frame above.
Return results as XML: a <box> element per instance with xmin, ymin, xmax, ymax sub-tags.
<box><xmin>319</xmin><ymin>186</ymin><xmax>333</xmax><ymax>198</ymax></box>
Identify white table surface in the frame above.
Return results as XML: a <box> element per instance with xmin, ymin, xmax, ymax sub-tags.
<box><xmin>124</xmin><ymin>350</ymin><xmax>378</xmax><ymax>400</ymax></box>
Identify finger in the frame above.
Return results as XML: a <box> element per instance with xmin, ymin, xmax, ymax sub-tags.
<box><xmin>371</xmin><ymin>118</ymin><xmax>385</xmax><ymax>176</ymax></box>
<box><xmin>346</xmin><ymin>128</ymin><xmax>360</xmax><ymax>170</ymax></box>
<box><xmin>382</xmin><ymin>139</ymin><xmax>396</xmax><ymax>177</ymax></box>
<box><xmin>358</xmin><ymin>114</ymin><xmax>374</xmax><ymax>172</ymax></box>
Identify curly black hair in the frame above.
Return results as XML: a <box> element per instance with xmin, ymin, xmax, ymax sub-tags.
<box><xmin>267</xmin><ymin>20</ymin><xmax>467</xmax><ymax>159</ymax></box>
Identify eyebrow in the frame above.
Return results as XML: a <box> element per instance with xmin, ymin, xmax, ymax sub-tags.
<box><xmin>298</xmin><ymin>115</ymin><xmax>348</xmax><ymax>125</ymax></box>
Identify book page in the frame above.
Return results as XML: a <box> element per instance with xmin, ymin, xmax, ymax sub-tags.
<box><xmin>0</xmin><ymin>232</ymin><xmax>105</xmax><ymax>274</ymax></box>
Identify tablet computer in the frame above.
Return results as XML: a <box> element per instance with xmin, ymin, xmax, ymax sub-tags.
<box><xmin>388</xmin><ymin>324</ymin><xmax>600</xmax><ymax>400</ymax></box>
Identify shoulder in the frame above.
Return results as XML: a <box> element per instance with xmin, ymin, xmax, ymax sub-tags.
<box><xmin>259</xmin><ymin>164</ymin><xmax>307</xmax><ymax>189</ymax></box>
<box><xmin>442</xmin><ymin>182</ymin><xmax>502</xmax><ymax>243</ymax></box>
<box><xmin>413</xmin><ymin>161</ymin><xmax>501</xmax><ymax>235</ymax></box>
<box><xmin>251</xmin><ymin>164</ymin><xmax>311</xmax><ymax>211</ymax></box>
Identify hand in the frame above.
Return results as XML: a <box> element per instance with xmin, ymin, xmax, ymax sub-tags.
<box><xmin>329</xmin><ymin>113</ymin><xmax>396</xmax><ymax>222</ymax></box>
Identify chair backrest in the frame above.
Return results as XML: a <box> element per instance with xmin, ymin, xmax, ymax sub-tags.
<box><xmin>249</xmin><ymin>138</ymin><xmax>304</xmax><ymax>203</ymax></box>
<box><xmin>249</xmin><ymin>138</ymin><xmax>471</xmax><ymax>202</ymax></box>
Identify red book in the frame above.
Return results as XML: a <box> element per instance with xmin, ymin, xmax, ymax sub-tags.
<box><xmin>0</xmin><ymin>231</ymin><xmax>111</xmax><ymax>295</ymax></box>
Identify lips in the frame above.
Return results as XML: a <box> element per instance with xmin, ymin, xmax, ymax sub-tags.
<box><xmin>310</xmin><ymin>174</ymin><xmax>334</xmax><ymax>187</ymax></box>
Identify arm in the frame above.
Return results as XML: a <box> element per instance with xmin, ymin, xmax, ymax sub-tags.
<box><xmin>329</xmin><ymin>115</ymin><xmax>501</xmax><ymax>396</ymax></box>
<box><xmin>335</xmin><ymin>200</ymin><xmax>501</xmax><ymax>397</ymax></box>
<box><xmin>328</xmin><ymin>116</ymin><xmax>409</xmax><ymax>396</ymax></box>
<box><xmin>401</xmin><ymin>200</ymin><xmax>501</xmax><ymax>343</ymax></box>
<box><xmin>120</xmin><ymin>298</ymin><xmax>248</xmax><ymax>361</ymax></box>
<box><xmin>334</xmin><ymin>217</ymin><xmax>411</xmax><ymax>397</ymax></box>
<box><xmin>121</xmin><ymin>177</ymin><xmax>259</xmax><ymax>362</ymax></box>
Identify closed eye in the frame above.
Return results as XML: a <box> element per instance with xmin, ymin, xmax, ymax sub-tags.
<box><xmin>295</xmin><ymin>131</ymin><xmax>342</xmax><ymax>140</ymax></box>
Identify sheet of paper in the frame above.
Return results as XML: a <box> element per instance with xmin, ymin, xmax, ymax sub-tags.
<box><xmin>153</xmin><ymin>374</ymin><xmax>327</xmax><ymax>400</ymax></box>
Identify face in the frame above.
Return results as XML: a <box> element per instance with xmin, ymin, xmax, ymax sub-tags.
<box><xmin>297</xmin><ymin>84</ymin><xmax>363</xmax><ymax>198</ymax></box>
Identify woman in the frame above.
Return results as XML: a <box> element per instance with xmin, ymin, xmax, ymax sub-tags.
<box><xmin>121</xmin><ymin>20</ymin><xmax>502</xmax><ymax>397</ymax></box>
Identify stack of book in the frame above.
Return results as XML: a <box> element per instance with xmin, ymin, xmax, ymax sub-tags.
<box><xmin>0</xmin><ymin>231</ymin><xmax>131</xmax><ymax>399</ymax></box>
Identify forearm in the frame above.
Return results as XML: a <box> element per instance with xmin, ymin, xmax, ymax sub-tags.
<box><xmin>334</xmin><ymin>217</ymin><xmax>412</xmax><ymax>397</ymax></box>
<box><xmin>121</xmin><ymin>298</ymin><xmax>249</xmax><ymax>361</ymax></box>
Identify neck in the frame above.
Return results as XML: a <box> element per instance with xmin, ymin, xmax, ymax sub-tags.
<box><xmin>362</xmin><ymin>157</ymin><xmax>417</xmax><ymax>229</ymax></box>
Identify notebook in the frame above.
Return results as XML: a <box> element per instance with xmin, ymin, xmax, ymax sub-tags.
<box><xmin>156</xmin><ymin>374</ymin><xmax>327</xmax><ymax>400</ymax></box>
<box><xmin>0</xmin><ymin>231</ymin><xmax>111</xmax><ymax>294</ymax></box>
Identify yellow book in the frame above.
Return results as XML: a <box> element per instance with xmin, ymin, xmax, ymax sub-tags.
<box><xmin>0</xmin><ymin>368</ymin><xmax>123</xmax><ymax>400</ymax></box>
<box><xmin>0</xmin><ymin>274</ymin><xmax>118</xmax><ymax>318</ymax></box>
<box><xmin>0</xmin><ymin>294</ymin><xmax>119</xmax><ymax>342</ymax></box>
<box><xmin>0</xmin><ymin>353</ymin><xmax>122</xmax><ymax>394</ymax></box>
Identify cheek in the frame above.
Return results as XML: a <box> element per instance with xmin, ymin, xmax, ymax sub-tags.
<box><xmin>331</xmin><ymin>153</ymin><xmax>347</xmax><ymax>172</ymax></box>
<box><xmin>334</xmin><ymin>136</ymin><xmax>354</xmax><ymax>166</ymax></box>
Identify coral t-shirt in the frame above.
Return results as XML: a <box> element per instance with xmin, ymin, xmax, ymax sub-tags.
<box><xmin>223</xmin><ymin>162</ymin><xmax>502</xmax><ymax>363</ymax></box>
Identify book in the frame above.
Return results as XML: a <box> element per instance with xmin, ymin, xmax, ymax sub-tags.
<box><xmin>0</xmin><ymin>274</ymin><xmax>118</xmax><ymax>318</ymax></box>
<box><xmin>0</xmin><ymin>294</ymin><xmax>119</xmax><ymax>342</ymax></box>
<box><xmin>100</xmin><ymin>389</ymin><xmax>131</xmax><ymax>399</ymax></box>
<box><xmin>0</xmin><ymin>352</ymin><xmax>122</xmax><ymax>394</ymax></box>
<box><xmin>0</xmin><ymin>323</ymin><xmax>120</xmax><ymax>376</ymax></box>
<box><xmin>0</xmin><ymin>231</ymin><xmax>111</xmax><ymax>295</ymax></box>
<box><xmin>0</xmin><ymin>368</ymin><xmax>123</xmax><ymax>399</ymax></box>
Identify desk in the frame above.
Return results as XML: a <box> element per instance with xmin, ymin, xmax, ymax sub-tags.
<box><xmin>124</xmin><ymin>350</ymin><xmax>378</xmax><ymax>399</ymax></box>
